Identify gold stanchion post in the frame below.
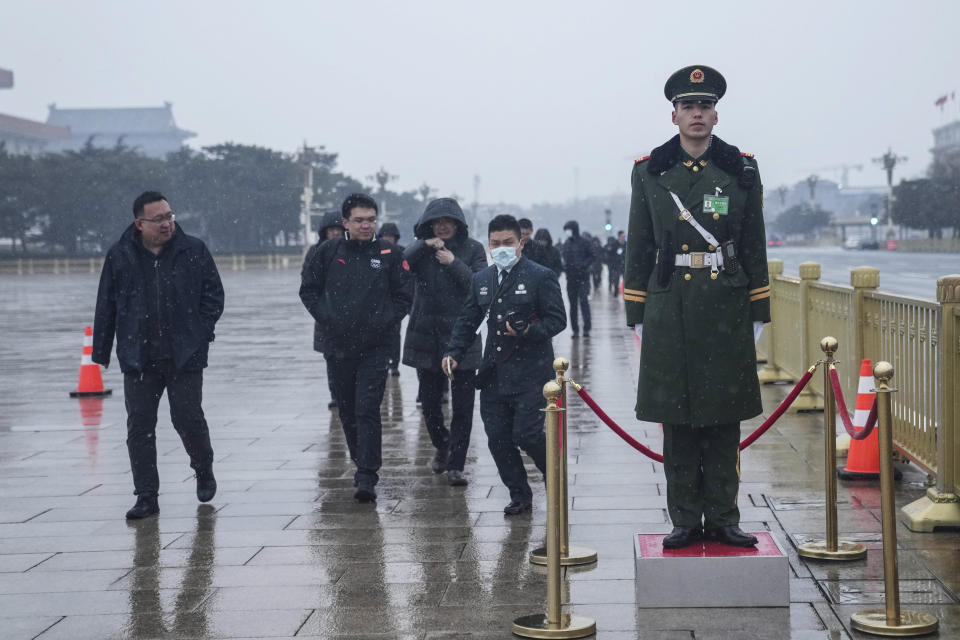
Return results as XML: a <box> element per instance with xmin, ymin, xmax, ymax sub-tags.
<box><xmin>513</xmin><ymin>381</ymin><xmax>595</xmax><ymax>639</ymax></box>
<box><xmin>851</xmin><ymin>362</ymin><xmax>939</xmax><ymax>636</ymax></box>
<box><xmin>798</xmin><ymin>337</ymin><xmax>867</xmax><ymax>561</ymax></box>
<box><xmin>530</xmin><ymin>358</ymin><xmax>597</xmax><ymax>567</ymax></box>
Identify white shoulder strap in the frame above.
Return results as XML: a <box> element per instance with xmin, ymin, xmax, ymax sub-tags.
<box><xmin>669</xmin><ymin>191</ymin><xmax>720</xmax><ymax>248</ymax></box>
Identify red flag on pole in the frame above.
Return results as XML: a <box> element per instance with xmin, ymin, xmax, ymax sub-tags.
<box><xmin>935</xmin><ymin>95</ymin><xmax>948</xmax><ymax>107</ymax></box>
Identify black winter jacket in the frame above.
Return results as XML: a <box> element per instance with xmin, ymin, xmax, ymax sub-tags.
<box><xmin>402</xmin><ymin>198</ymin><xmax>487</xmax><ymax>371</ymax></box>
<box><xmin>93</xmin><ymin>224</ymin><xmax>224</xmax><ymax>373</ymax></box>
<box><xmin>299</xmin><ymin>235</ymin><xmax>412</xmax><ymax>359</ymax></box>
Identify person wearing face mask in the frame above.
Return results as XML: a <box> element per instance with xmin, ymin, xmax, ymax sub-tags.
<box><xmin>444</xmin><ymin>214</ymin><xmax>567</xmax><ymax>515</ymax></box>
<box><xmin>402</xmin><ymin>199</ymin><xmax>487</xmax><ymax>486</ymax></box>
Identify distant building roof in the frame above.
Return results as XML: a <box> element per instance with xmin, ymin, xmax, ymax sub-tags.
<box><xmin>0</xmin><ymin>112</ymin><xmax>70</xmax><ymax>141</ymax></box>
<box><xmin>46</xmin><ymin>102</ymin><xmax>195</xmax><ymax>140</ymax></box>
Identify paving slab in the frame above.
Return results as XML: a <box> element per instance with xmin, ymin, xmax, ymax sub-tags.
<box><xmin>2</xmin><ymin>271</ymin><xmax>958</xmax><ymax>639</ymax></box>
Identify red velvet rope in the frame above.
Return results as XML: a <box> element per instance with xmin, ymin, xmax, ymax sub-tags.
<box><xmin>573</xmin><ymin>367</ymin><xmax>818</xmax><ymax>463</ymax></box>
<box><xmin>828</xmin><ymin>366</ymin><xmax>878</xmax><ymax>440</ymax></box>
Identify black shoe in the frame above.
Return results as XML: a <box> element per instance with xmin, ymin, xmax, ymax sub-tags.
<box><xmin>662</xmin><ymin>526</ymin><xmax>702</xmax><ymax>549</ymax></box>
<box><xmin>126</xmin><ymin>496</ymin><xmax>159</xmax><ymax>520</ymax></box>
<box><xmin>447</xmin><ymin>470</ymin><xmax>468</xmax><ymax>486</ymax></box>
<box><xmin>706</xmin><ymin>525</ymin><xmax>758</xmax><ymax>547</ymax></box>
<box><xmin>430</xmin><ymin>449</ymin><xmax>448</xmax><ymax>474</ymax></box>
<box><xmin>571</xmin><ymin>332</ymin><xmax>579</xmax><ymax>339</ymax></box>
<box><xmin>583</xmin><ymin>331</ymin><xmax>590</xmax><ymax>338</ymax></box>
<box><xmin>390</xmin><ymin>368</ymin><xmax>400</xmax><ymax>377</ymax></box>
<box><xmin>354</xmin><ymin>484</ymin><xmax>377</xmax><ymax>503</ymax></box>
<box><xmin>196</xmin><ymin>467</ymin><xmax>217</xmax><ymax>503</ymax></box>
<box><xmin>327</xmin><ymin>399</ymin><xmax>338</xmax><ymax>409</ymax></box>
<box><xmin>503</xmin><ymin>500</ymin><xmax>532</xmax><ymax>516</ymax></box>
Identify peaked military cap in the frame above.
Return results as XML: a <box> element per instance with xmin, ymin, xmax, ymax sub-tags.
<box><xmin>664</xmin><ymin>65</ymin><xmax>726</xmax><ymax>103</ymax></box>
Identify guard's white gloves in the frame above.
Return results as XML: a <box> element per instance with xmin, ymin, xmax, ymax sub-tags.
<box><xmin>753</xmin><ymin>321</ymin><xmax>764</xmax><ymax>344</ymax></box>
<box><xmin>634</xmin><ymin>325</ymin><xmax>643</xmax><ymax>341</ymax></box>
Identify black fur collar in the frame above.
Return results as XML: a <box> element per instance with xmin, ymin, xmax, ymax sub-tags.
<box><xmin>646</xmin><ymin>134</ymin><xmax>747</xmax><ymax>183</ymax></box>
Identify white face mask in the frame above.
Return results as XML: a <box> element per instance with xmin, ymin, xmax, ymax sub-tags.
<box><xmin>490</xmin><ymin>246</ymin><xmax>520</xmax><ymax>271</ymax></box>
<box><xmin>565</xmin><ymin>229</ymin><xmax>574</xmax><ymax>237</ymax></box>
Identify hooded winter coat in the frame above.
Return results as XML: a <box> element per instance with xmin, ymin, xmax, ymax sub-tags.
<box><xmin>310</xmin><ymin>210</ymin><xmax>347</xmax><ymax>353</ymax></box>
<box><xmin>402</xmin><ymin>198</ymin><xmax>487</xmax><ymax>371</ymax></box>
<box><xmin>93</xmin><ymin>223</ymin><xmax>224</xmax><ymax>373</ymax></box>
<box><xmin>560</xmin><ymin>220</ymin><xmax>594</xmax><ymax>277</ymax></box>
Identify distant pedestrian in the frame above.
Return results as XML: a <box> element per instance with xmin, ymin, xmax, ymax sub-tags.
<box><xmin>307</xmin><ymin>210</ymin><xmax>346</xmax><ymax>409</ymax></box>
<box><xmin>378</xmin><ymin>222</ymin><xmax>407</xmax><ymax>377</ymax></box>
<box><xmin>300</xmin><ymin>193</ymin><xmax>413</xmax><ymax>502</ymax></box>
<box><xmin>402</xmin><ymin>199</ymin><xmax>487</xmax><ymax>486</ymax></box>
<box><xmin>561</xmin><ymin>220</ymin><xmax>594</xmax><ymax>338</ymax></box>
<box><xmin>533</xmin><ymin>228</ymin><xmax>563</xmax><ymax>277</ymax></box>
<box><xmin>93</xmin><ymin>191</ymin><xmax>224</xmax><ymax>520</ymax></box>
<box><xmin>590</xmin><ymin>235</ymin><xmax>604</xmax><ymax>291</ymax></box>
<box><xmin>445</xmin><ymin>214</ymin><xmax>567</xmax><ymax>515</ymax></box>
<box><xmin>605</xmin><ymin>233</ymin><xmax>625</xmax><ymax>295</ymax></box>
<box><xmin>519</xmin><ymin>218</ymin><xmax>545</xmax><ymax>267</ymax></box>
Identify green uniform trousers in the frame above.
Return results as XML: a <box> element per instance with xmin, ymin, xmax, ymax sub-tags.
<box><xmin>662</xmin><ymin>422</ymin><xmax>741</xmax><ymax>530</ymax></box>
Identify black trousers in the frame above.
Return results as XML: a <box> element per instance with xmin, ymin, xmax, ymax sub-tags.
<box><xmin>387</xmin><ymin>326</ymin><xmax>401</xmax><ymax>372</ymax></box>
<box><xmin>323</xmin><ymin>355</ymin><xmax>337</xmax><ymax>401</ymax></box>
<box><xmin>608</xmin><ymin>267</ymin><xmax>623</xmax><ymax>294</ymax></box>
<box><xmin>124</xmin><ymin>360</ymin><xmax>213</xmax><ymax>497</ymax></box>
<box><xmin>328</xmin><ymin>350</ymin><xmax>388</xmax><ymax>487</ymax></box>
<box><xmin>479</xmin><ymin>386</ymin><xmax>547</xmax><ymax>502</ymax></box>
<box><xmin>566</xmin><ymin>273</ymin><xmax>591</xmax><ymax>333</ymax></box>
<box><xmin>417</xmin><ymin>368</ymin><xmax>476</xmax><ymax>472</ymax></box>
<box><xmin>662</xmin><ymin>422</ymin><xmax>741</xmax><ymax>530</ymax></box>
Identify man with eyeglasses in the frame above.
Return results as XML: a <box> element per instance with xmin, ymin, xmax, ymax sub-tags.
<box><xmin>93</xmin><ymin>191</ymin><xmax>224</xmax><ymax>519</ymax></box>
<box><xmin>300</xmin><ymin>193</ymin><xmax>413</xmax><ymax>502</ymax></box>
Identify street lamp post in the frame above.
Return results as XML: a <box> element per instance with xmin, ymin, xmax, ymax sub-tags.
<box><xmin>873</xmin><ymin>148</ymin><xmax>907</xmax><ymax>234</ymax></box>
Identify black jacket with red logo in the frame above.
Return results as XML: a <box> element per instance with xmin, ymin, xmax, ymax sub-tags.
<box><xmin>299</xmin><ymin>235</ymin><xmax>412</xmax><ymax>359</ymax></box>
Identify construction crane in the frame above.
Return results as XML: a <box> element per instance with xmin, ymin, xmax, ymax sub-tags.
<box><xmin>812</xmin><ymin>163</ymin><xmax>863</xmax><ymax>189</ymax></box>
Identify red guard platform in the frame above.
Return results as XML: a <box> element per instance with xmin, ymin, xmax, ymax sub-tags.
<box><xmin>634</xmin><ymin>532</ymin><xmax>789</xmax><ymax>608</ymax></box>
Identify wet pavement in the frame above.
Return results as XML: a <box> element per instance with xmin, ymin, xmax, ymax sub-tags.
<box><xmin>1</xmin><ymin>269</ymin><xmax>958</xmax><ymax>639</ymax></box>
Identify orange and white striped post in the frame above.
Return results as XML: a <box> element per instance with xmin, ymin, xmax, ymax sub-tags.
<box><xmin>69</xmin><ymin>326</ymin><xmax>112</xmax><ymax>398</ymax></box>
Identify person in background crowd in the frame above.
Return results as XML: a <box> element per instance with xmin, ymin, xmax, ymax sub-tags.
<box><xmin>307</xmin><ymin>210</ymin><xmax>346</xmax><ymax>408</ymax></box>
<box><xmin>534</xmin><ymin>228</ymin><xmax>563</xmax><ymax>277</ymax></box>
<box><xmin>402</xmin><ymin>198</ymin><xmax>487</xmax><ymax>486</ymax></box>
<box><xmin>378</xmin><ymin>222</ymin><xmax>407</xmax><ymax>377</ymax></box>
<box><xmin>519</xmin><ymin>218</ymin><xmax>545</xmax><ymax>267</ymax></box>
<box><xmin>93</xmin><ymin>190</ymin><xmax>224</xmax><ymax>519</ymax></box>
<box><xmin>300</xmin><ymin>193</ymin><xmax>413</xmax><ymax>502</ymax></box>
<box><xmin>561</xmin><ymin>220</ymin><xmax>594</xmax><ymax>338</ymax></box>
<box><xmin>590</xmin><ymin>235</ymin><xmax>604</xmax><ymax>291</ymax></box>
<box><xmin>605</xmin><ymin>232</ymin><xmax>625</xmax><ymax>295</ymax></box>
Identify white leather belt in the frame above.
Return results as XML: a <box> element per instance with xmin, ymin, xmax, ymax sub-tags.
<box><xmin>675</xmin><ymin>253</ymin><xmax>720</xmax><ymax>268</ymax></box>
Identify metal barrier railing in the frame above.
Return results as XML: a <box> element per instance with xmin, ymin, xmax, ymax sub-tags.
<box><xmin>760</xmin><ymin>261</ymin><xmax>960</xmax><ymax>532</ymax></box>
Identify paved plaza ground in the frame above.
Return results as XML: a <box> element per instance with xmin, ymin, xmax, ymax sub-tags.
<box><xmin>1</xmin><ymin>269</ymin><xmax>958</xmax><ymax>639</ymax></box>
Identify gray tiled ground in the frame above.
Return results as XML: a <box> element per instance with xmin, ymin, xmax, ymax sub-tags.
<box><xmin>1</xmin><ymin>270</ymin><xmax>957</xmax><ymax>639</ymax></box>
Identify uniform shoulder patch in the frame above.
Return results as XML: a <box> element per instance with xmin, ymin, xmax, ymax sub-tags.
<box><xmin>634</xmin><ymin>155</ymin><xmax>650</xmax><ymax>164</ymax></box>
<box><xmin>740</xmin><ymin>152</ymin><xmax>755</xmax><ymax>158</ymax></box>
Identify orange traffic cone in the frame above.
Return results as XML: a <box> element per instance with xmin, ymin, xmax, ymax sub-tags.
<box><xmin>69</xmin><ymin>326</ymin><xmax>112</xmax><ymax>398</ymax></box>
<box><xmin>837</xmin><ymin>359</ymin><xmax>879</xmax><ymax>480</ymax></box>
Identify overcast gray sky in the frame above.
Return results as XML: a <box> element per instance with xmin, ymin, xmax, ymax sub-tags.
<box><xmin>2</xmin><ymin>1</ymin><xmax>959</xmax><ymax>205</ymax></box>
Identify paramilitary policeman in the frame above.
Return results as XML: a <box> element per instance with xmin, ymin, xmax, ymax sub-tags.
<box><xmin>624</xmin><ymin>65</ymin><xmax>771</xmax><ymax>548</ymax></box>
<box><xmin>444</xmin><ymin>214</ymin><xmax>567</xmax><ymax>515</ymax></box>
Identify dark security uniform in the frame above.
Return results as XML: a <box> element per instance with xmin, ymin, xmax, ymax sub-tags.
<box><xmin>446</xmin><ymin>257</ymin><xmax>567</xmax><ymax>504</ymax></box>
<box><xmin>624</xmin><ymin>69</ymin><xmax>770</xmax><ymax>534</ymax></box>
<box><xmin>300</xmin><ymin>235</ymin><xmax>412</xmax><ymax>488</ymax></box>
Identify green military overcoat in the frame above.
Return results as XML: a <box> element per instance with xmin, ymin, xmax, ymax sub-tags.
<box><xmin>624</xmin><ymin>135</ymin><xmax>771</xmax><ymax>426</ymax></box>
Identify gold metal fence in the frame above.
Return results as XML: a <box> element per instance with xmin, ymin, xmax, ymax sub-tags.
<box><xmin>761</xmin><ymin>261</ymin><xmax>960</xmax><ymax>531</ymax></box>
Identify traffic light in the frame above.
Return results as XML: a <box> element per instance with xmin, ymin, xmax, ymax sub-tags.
<box><xmin>870</xmin><ymin>217</ymin><xmax>879</xmax><ymax>226</ymax></box>
<box><xmin>604</xmin><ymin>223</ymin><xmax>613</xmax><ymax>231</ymax></box>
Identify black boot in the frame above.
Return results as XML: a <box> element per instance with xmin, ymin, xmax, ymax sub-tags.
<box><xmin>354</xmin><ymin>483</ymin><xmax>377</xmax><ymax>503</ymax></box>
<box><xmin>662</xmin><ymin>526</ymin><xmax>702</xmax><ymax>548</ymax></box>
<box><xmin>126</xmin><ymin>495</ymin><xmax>159</xmax><ymax>520</ymax></box>
<box><xmin>196</xmin><ymin>467</ymin><xmax>217</xmax><ymax>503</ymax></box>
<box><xmin>430</xmin><ymin>449</ymin><xmax>448</xmax><ymax>474</ymax></box>
<box><xmin>706</xmin><ymin>525</ymin><xmax>758</xmax><ymax>547</ymax></box>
